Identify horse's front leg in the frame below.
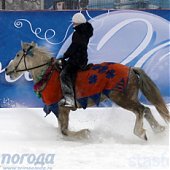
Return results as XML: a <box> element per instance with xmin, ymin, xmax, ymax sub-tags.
<box><xmin>58</xmin><ymin>107</ymin><xmax>69</xmax><ymax>136</ymax></box>
<box><xmin>58</xmin><ymin>107</ymin><xmax>90</xmax><ymax>139</ymax></box>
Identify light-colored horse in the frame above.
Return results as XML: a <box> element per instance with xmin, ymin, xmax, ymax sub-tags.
<box><xmin>6</xmin><ymin>42</ymin><xmax>169</xmax><ymax>140</ymax></box>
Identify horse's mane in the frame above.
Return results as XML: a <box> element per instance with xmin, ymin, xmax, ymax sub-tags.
<box><xmin>33</xmin><ymin>46</ymin><xmax>53</xmax><ymax>60</ymax></box>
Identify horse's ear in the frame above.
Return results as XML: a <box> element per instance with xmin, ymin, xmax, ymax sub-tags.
<box><xmin>21</xmin><ymin>41</ymin><xmax>24</xmax><ymax>49</ymax></box>
<box><xmin>31</xmin><ymin>41</ymin><xmax>37</xmax><ymax>48</ymax></box>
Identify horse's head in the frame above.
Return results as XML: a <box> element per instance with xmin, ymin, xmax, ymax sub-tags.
<box><xmin>5</xmin><ymin>41</ymin><xmax>51</xmax><ymax>80</ymax></box>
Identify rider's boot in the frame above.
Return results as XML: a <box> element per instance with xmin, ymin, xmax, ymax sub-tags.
<box><xmin>59</xmin><ymin>95</ymin><xmax>76</xmax><ymax>110</ymax></box>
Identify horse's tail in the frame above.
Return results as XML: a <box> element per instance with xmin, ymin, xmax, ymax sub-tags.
<box><xmin>132</xmin><ymin>67</ymin><xmax>170</xmax><ymax>123</ymax></box>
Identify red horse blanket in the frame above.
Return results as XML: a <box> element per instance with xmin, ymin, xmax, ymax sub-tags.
<box><xmin>34</xmin><ymin>62</ymin><xmax>130</xmax><ymax>109</ymax></box>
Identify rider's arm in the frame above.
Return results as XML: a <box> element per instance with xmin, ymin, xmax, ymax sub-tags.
<box><xmin>63</xmin><ymin>42</ymin><xmax>79</xmax><ymax>59</ymax></box>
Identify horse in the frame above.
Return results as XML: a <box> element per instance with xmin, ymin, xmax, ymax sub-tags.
<box><xmin>5</xmin><ymin>42</ymin><xmax>169</xmax><ymax>141</ymax></box>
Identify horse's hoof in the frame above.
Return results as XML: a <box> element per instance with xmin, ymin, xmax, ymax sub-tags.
<box><xmin>144</xmin><ymin>134</ymin><xmax>148</xmax><ymax>141</ymax></box>
<box><xmin>153</xmin><ymin>125</ymin><xmax>165</xmax><ymax>133</ymax></box>
<box><xmin>84</xmin><ymin>129</ymin><xmax>91</xmax><ymax>138</ymax></box>
<box><xmin>140</xmin><ymin>131</ymin><xmax>148</xmax><ymax>141</ymax></box>
<box><xmin>135</xmin><ymin>129</ymin><xmax>148</xmax><ymax>141</ymax></box>
<box><xmin>76</xmin><ymin>129</ymin><xmax>91</xmax><ymax>139</ymax></box>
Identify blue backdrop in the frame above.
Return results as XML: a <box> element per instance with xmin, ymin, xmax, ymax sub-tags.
<box><xmin>0</xmin><ymin>10</ymin><xmax>169</xmax><ymax>107</ymax></box>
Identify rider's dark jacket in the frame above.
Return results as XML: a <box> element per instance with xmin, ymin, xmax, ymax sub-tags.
<box><xmin>63</xmin><ymin>22</ymin><xmax>93</xmax><ymax>69</ymax></box>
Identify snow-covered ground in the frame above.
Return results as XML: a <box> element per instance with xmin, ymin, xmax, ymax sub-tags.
<box><xmin>0</xmin><ymin>106</ymin><xmax>169</xmax><ymax>170</ymax></box>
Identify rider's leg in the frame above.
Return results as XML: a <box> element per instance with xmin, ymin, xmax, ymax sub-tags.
<box><xmin>59</xmin><ymin>64</ymin><xmax>77</xmax><ymax>108</ymax></box>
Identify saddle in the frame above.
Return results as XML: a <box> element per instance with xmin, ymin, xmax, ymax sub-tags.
<box><xmin>80</xmin><ymin>63</ymin><xmax>94</xmax><ymax>71</ymax></box>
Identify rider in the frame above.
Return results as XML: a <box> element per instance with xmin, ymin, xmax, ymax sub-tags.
<box><xmin>59</xmin><ymin>12</ymin><xmax>93</xmax><ymax>109</ymax></box>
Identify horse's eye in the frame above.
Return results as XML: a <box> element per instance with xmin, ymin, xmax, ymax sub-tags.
<box><xmin>17</xmin><ymin>54</ymin><xmax>20</xmax><ymax>57</ymax></box>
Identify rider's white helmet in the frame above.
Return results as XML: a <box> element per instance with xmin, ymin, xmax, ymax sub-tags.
<box><xmin>72</xmin><ymin>13</ymin><xmax>86</xmax><ymax>24</ymax></box>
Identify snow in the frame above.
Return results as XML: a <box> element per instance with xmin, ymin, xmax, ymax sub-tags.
<box><xmin>0</xmin><ymin>106</ymin><xmax>169</xmax><ymax>170</ymax></box>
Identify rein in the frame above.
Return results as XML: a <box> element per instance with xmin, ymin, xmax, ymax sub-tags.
<box><xmin>12</xmin><ymin>61</ymin><xmax>51</xmax><ymax>73</ymax></box>
<box><xmin>8</xmin><ymin>46</ymin><xmax>51</xmax><ymax>74</ymax></box>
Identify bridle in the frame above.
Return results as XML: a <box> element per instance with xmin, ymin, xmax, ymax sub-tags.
<box><xmin>7</xmin><ymin>46</ymin><xmax>51</xmax><ymax>75</ymax></box>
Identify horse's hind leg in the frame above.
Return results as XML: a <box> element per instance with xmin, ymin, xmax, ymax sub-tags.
<box><xmin>131</xmin><ymin>106</ymin><xmax>165</xmax><ymax>137</ymax></box>
<box><xmin>112</xmin><ymin>95</ymin><xmax>148</xmax><ymax>140</ymax></box>
<box><xmin>111</xmin><ymin>70</ymin><xmax>147</xmax><ymax>140</ymax></box>
<box><xmin>132</xmin><ymin>103</ymin><xmax>148</xmax><ymax>140</ymax></box>
<box><xmin>126</xmin><ymin>70</ymin><xmax>148</xmax><ymax>139</ymax></box>
<box><xmin>144</xmin><ymin>107</ymin><xmax>165</xmax><ymax>133</ymax></box>
<box><xmin>124</xmin><ymin>102</ymin><xmax>149</xmax><ymax>140</ymax></box>
<box><xmin>58</xmin><ymin>107</ymin><xmax>90</xmax><ymax>139</ymax></box>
